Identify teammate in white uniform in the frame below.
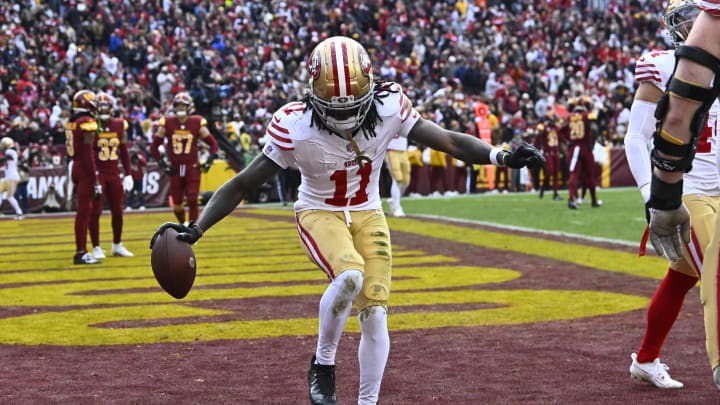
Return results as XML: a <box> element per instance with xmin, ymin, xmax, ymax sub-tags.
<box><xmin>385</xmin><ymin>134</ymin><xmax>410</xmax><ymax>217</ymax></box>
<box><xmin>151</xmin><ymin>36</ymin><xmax>544</xmax><ymax>405</ymax></box>
<box><xmin>0</xmin><ymin>137</ymin><xmax>25</xmax><ymax>220</ymax></box>
<box><xmin>624</xmin><ymin>0</ymin><xmax>712</xmax><ymax>389</ymax></box>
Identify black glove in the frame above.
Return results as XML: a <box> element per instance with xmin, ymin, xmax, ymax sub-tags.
<box><xmin>150</xmin><ymin>222</ymin><xmax>204</xmax><ymax>248</ymax></box>
<box><xmin>94</xmin><ymin>183</ymin><xmax>103</xmax><ymax>200</ymax></box>
<box><xmin>503</xmin><ymin>143</ymin><xmax>546</xmax><ymax>169</ymax></box>
<box><xmin>158</xmin><ymin>159</ymin><xmax>177</xmax><ymax>175</ymax></box>
<box><xmin>201</xmin><ymin>154</ymin><xmax>216</xmax><ymax>173</ymax></box>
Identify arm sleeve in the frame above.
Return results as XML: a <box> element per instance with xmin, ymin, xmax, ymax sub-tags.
<box><xmin>623</xmin><ymin>99</ymin><xmax>657</xmax><ymax>202</ymax></box>
<box><xmin>150</xmin><ymin>136</ymin><xmax>164</xmax><ymax>161</ymax></box>
<box><xmin>119</xmin><ymin>143</ymin><xmax>131</xmax><ymax>175</ymax></box>
<box><xmin>204</xmin><ymin>132</ymin><xmax>218</xmax><ymax>155</ymax></box>
<box><xmin>83</xmin><ymin>137</ymin><xmax>98</xmax><ymax>183</ymax></box>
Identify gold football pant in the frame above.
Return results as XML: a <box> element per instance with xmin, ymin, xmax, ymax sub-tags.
<box><xmin>698</xmin><ymin>195</ymin><xmax>720</xmax><ymax>369</ymax></box>
<box><xmin>296</xmin><ymin>209</ymin><xmax>392</xmax><ymax>310</ymax></box>
<box><xmin>386</xmin><ymin>150</ymin><xmax>411</xmax><ymax>186</ymax></box>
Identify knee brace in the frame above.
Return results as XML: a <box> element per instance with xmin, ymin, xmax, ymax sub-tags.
<box><xmin>652</xmin><ymin>45</ymin><xmax>720</xmax><ymax>174</ymax></box>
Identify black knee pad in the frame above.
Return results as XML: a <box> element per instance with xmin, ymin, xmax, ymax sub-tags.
<box><xmin>652</xmin><ymin>45</ymin><xmax>720</xmax><ymax>173</ymax></box>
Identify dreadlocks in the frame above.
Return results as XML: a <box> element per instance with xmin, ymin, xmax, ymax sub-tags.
<box><xmin>303</xmin><ymin>79</ymin><xmax>400</xmax><ymax>140</ymax></box>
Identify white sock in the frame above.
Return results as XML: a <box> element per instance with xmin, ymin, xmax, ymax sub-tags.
<box><xmin>358</xmin><ymin>306</ymin><xmax>389</xmax><ymax>405</ymax></box>
<box><xmin>7</xmin><ymin>197</ymin><xmax>22</xmax><ymax>215</ymax></box>
<box><xmin>315</xmin><ymin>269</ymin><xmax>363</xmax><ymax>365</ymax></box>
<box><xmin>390</xmin><ymin>179</ymin><xmax>401</xmax><ymax>210</ymax></box>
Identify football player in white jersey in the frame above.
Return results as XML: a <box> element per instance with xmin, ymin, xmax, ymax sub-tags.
<box><xmin>625</xmin><ymin>0</ymin><xmax>713</xmax><ymax>389</ymax></box>
<box><xmin>384</xmin><ymin>134</ymin><xmax>410</xmax><ymax>217</ymax></box>
<box><xmin>151</xmin><ymin>36</ymin><xmax>544</xmax><ymax>405</ymax></box>
<box><xmin>648</xmin><ymin>0</ymin><xmax>720</xmax><ymax>389</ymax></box>
<box><xmin>0</xmin><ymin>137</ymin><xmax>25</xmax><ymax>220</ymax></box>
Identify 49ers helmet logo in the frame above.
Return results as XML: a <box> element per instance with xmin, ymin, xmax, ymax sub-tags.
<box><xmin>359</xmin><ymin>49</ymin><xmax>372</xmax><ymax>77</ymax></box>
<box><xmin>308</xmin><ymin>53</ymin><xmax>321</xmax><ymax>80</ymax></box>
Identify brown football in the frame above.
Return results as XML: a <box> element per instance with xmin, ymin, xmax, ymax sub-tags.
<box><xmin>151</xmin><ymin>227</ymin><xmax>197</xmax><ymax>299</ymax></box>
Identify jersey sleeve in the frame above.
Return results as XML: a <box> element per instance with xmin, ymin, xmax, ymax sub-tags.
<box><xmin>262</xmin><ymin>111</ymin><xmax>296</xmax><ymax>169</ymax></box>
<box><xmin>397</xmin><ymin>91</ymin><xmax>420</xmax><ymax>137</ymax></box>
<box><xmin>265</xmin><ymin>111</ymin><xmax>295</xmax><ymax>151</ymax></box>
<box><xmin>633</xmin><ymin>52</ymin><xmax>670</xmax><ymax>92</ymax></box>
<box><xmin>377</xmin><ymin>83</ymin><xmax>421</xmax><ymax>138</ymax></box>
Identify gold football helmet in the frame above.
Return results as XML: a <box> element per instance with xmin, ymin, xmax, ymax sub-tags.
<box><xmin>173</xmin><ymin>92</ymin><xmax>194</xmax><ymax>118</ymax></box>
<box><xmin>307</xmin><ymin>36</ymin><xmax>375</xmax><ymax>133</ymax></box>
<box><xmin>0</xmin><ymin>137</ymin><xmax>13</xmax><ymax>150</ymax></box>
<box><xmin>72</xmin><ymin>90</ymin><xmax>97</xmax><ymax>115</ymax></box>
<box><xmin>95</xmin><ymin>92</ymin><xmax>115</xmax><ymax>122</ymax></box>
<box><xmin>663</xmin><ymin>0</ymin><xmax>700</xmax><ymax>47</ymax></box>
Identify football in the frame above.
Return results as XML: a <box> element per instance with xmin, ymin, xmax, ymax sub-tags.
<box><xmin>151</xmin><ymin>227</ymin><xmax>197</xmax><ymax>299</ymax></box>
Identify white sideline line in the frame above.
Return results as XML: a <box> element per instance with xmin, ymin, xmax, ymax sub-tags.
<box><xmin>412</xmin><ymin>213</ymin><xmax>645</xmax><ymax>250</ymax></box>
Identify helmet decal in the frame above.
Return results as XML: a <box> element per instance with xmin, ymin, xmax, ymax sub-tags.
<box><xmin>308</xmin><ymin>53</ymin><xmax>321</xmax><ymax>81</ymax></box>
<box><xmin>359</xmin><ymin>49</ymin><xmax>372</xmax><ymax>77</ymax></box>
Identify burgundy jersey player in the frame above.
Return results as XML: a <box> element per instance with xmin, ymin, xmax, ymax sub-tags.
<box><xmin>66</xmin><ymin>89</ymin><xmax>101</xmax><ymax>265</ymax></box>
<box><xmin>89</xmin><ymin>92</ymin><xmax>135</xmax><ymax>259</ymax></box>
<box><xmin>150</xmin><ymin>92</ymin><xmax>218</xmax><ymax>224</ymax></box>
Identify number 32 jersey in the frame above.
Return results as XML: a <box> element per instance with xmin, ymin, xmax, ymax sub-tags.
<box><xmin>264</xmin><ymin>83</ymin><xmax>420</xmax><ymax>212</ymax></box>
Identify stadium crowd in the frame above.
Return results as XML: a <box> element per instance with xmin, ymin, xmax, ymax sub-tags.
<box><xmin>0</xmin><ymin>0</ymin><xmax>670</xmax><ymax>210</ymax></box>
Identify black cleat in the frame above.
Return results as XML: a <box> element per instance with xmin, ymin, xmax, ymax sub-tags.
<box><xmin>73</xmin><ymin>252</ymin><xmax>101</xmax><ymax>265</ymax></box>
<box><xmin>538</xmin><ymin>188</ymin><xmax>544</xmax><ymax>199</ymax></box>
<box><xmin>592</xmin><ymin>200</ymin><xmax>603</xmax><ymax>208</ymax></box>
<box><xmin>553</xmin><ymin>193</ymin><xmax>563</xmax><ymax>201</ymax></box>
<box><xmin>308</xmin><ymin>355</ymin><xmax>337</xmax><ymax>405</ymax></box>
<box><xmin>568</xmin><ymin>200</ymin><xmax>577</xmax><ymax>210</ymax></box>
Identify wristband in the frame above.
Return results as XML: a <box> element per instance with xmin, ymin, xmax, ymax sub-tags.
<box><xmin>490</xmin><ymin>148</ymin><xmax>505</xmax><ymax>166</ymax></box>
<box><xmin>648</xmin><ymin>175</ymin><xmax>683</xmax><ymax>210</ymax></box>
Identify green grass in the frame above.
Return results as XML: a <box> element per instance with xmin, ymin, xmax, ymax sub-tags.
<box><xmin>385</xmin><ymin>187</ymin><xmax>648</xmax><ymax>243</ymax></box>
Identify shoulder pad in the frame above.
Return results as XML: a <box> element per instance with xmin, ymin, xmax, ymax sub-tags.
<box><xmin>158</xmin><ymin>117</ymin><xmax>166</xmax><ymax>126</ymax></box>
<box><xmin>199</xmin><ymin>117</ymin><xmax>208</xmax><ymax>127</ymax></box>
<box><xmin>79</xmin><ymin>120</ymin><xmax>98</xmax><ymax>132</ymax></box>
<box><xmin>123</xmin><ymin>120</ymin><xmax>129</xmax><ymax>130</ymax></box>
<box><xmin>375</xmin><ymin>88</ymin><xmax>406</xmax><ymax>117</ymax></box>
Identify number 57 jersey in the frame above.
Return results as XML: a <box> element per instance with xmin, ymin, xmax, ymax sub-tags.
<box><xmin>263</xmin><ymin>84</ymin><xmax>420</xmax><ymax>212</ymax></box>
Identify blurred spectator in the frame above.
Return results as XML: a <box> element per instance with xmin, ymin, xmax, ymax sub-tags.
<box><xmin>126</xmin><ymin>148</ymin><xmax>147</xmax><ymax>211</ymax></box>
<box><xmin>126</xmin><ymin>114</ymin><xmax>145</xmax><ymax>143</ymax></box>
<box><xmin>42</xmin><ymin>183</ymin><xmax>63</xmax><ymax>213</ymax></box>
<box><xmin>0</xmin><ymin>0</ymin><xmax>672</xmax><ymax>202</ymax></box>
<box><xmin>156</xmin><ymin>65</ymin><xmax>176</xmax><ymax>106</ymax></box>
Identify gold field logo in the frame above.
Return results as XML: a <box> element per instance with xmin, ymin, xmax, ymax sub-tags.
<box><xmin>0</xmin><ymin>211</ymin><xmax>653</xmax><ymax>346</ymax></box>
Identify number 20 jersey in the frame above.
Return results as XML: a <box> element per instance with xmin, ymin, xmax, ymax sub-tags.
<box><xmin>263</xmin><ymin>83</ymin><xmax>420</xmax><ymax>212</ymax></box>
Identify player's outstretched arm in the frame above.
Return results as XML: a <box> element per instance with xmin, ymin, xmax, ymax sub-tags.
<box><xmin>150</xmin><ymin>154</ymin><xmax>281</xmax><ymax>246</ymax></box>
<box><xmin>408</xmin><ymin>118</ymin><xmax>545</xmax><ymax>169</ymax></box>
<box><xmin>197</xmin><ymin>153</ymin><xmax>281</xmax><ymax>231</ymax></box>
